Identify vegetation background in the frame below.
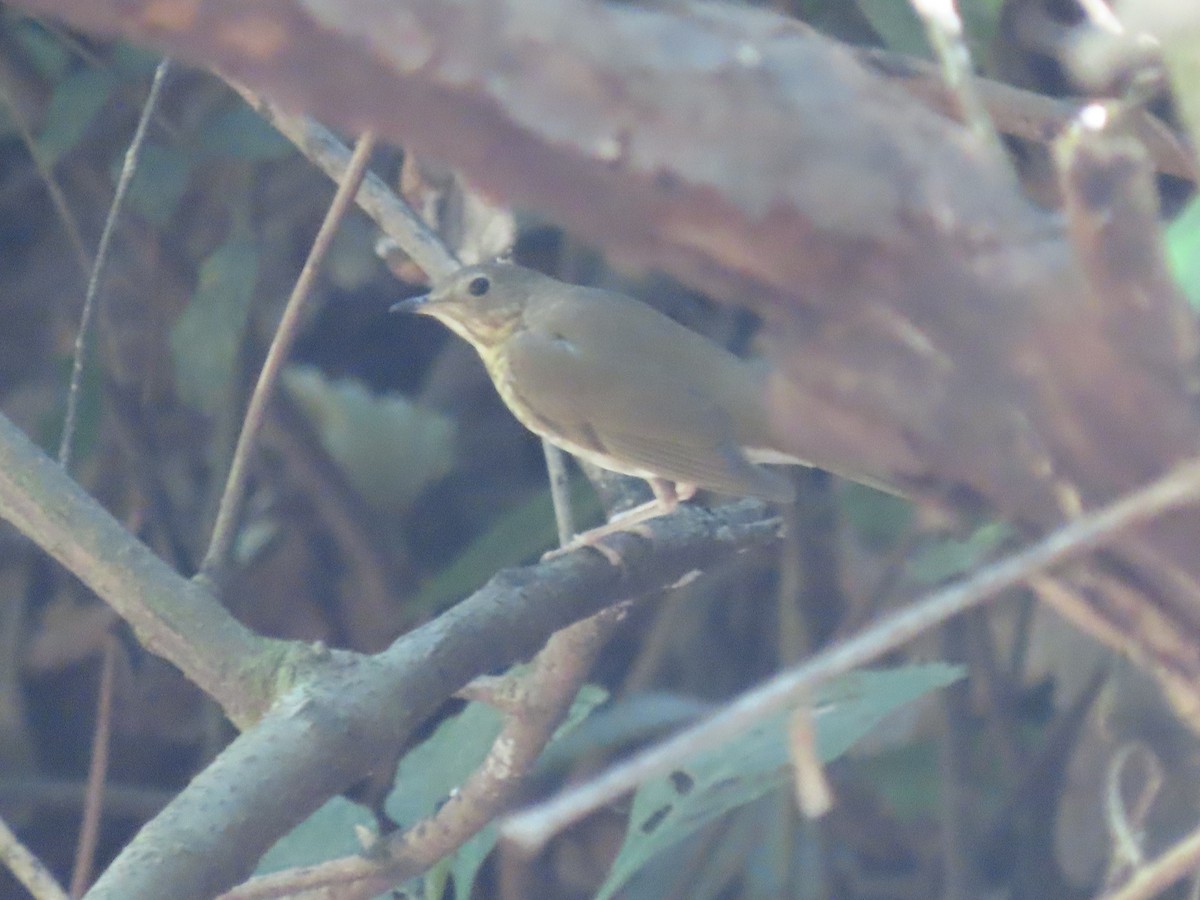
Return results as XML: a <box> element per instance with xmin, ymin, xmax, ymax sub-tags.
<box><xmin>0</xmin><ymin>0</ymin><xmax>1199</xmax><ymax>897</ymax></box>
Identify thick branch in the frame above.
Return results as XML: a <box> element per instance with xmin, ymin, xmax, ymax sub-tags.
<box><xmin>84</xmin><ymin>503</ymin><xmax>779</xmax><ymax>899</ymax></box>
<box><xmin>0</xmin><ymin>413</ymin><xmax>287</xmax><ymax>726</ymax></box>
<box><xmin>0</xmin><ymin>0</ymin><xmax>1124</xmax><ymax>523</ymax></box>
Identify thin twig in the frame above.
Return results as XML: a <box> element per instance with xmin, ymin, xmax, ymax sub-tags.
<box><xmin>907</xmin><ymin>0</ymin><xmax>1008</xmax><ymax>170</ymax></box>
<box><xmin>1105</xmin><ymin>743</ymin><xmax>1162</xmax><ymax>884</ymax></box>
<box><xmin>937</xmin><ymin>619</ymin><xmax>974</xmax><ymax>900</ymax></box>
<box><xmin>855</xmin><ymin>45</ymin><xmax>1196</xmax><ymax>182</ymax></box>
<box><xmin>221</xmin><ymin>608</ymin><xmax>626</xmax><ymax>900</ymax></box>
<box><xmin>199</xmin><ymin>131</ymin><xmax>378</xmax><ymax>582</ymax></box>
<box><xmin>502</xmin><ymin>458</ymin><xmax>1200</xmax><ymax>849</ymax></box>
<box><xmin>543</xmin><ymin>441</ymin><xmax>575</xmax><ymax>546</ymax></box>
<box><xmin>0</xmin><ymin>411</ymin><xmax>277</xmax><ymax>727</ymax></box>
<box><xmin>69</xmin><ymin>634</ymin><xmax>116</xmax><ymax>897</ymax></box>
<box><xmin>0</xmin><ymin>811</ymin><xmax>69</xmax><ymax>900</ymax></box>
<box><xmin>58</xmin><ymin>58</ymin><xmax>170</xmax><ymax>472</ymax></box>
<box><xmin>223</xmin><ymin>78</ymin><xmax>458</xmax><ymax>282</ymax></box>
<box><xmin>1103</xmin><ymin>815</ymin><xmax>1200</xmax><ymax>900</ymax></box>
<box><xmin>48</xmin><ymin>497</ymin><xmax>774</xmax><ymax>897</ymax></box>
<box><xmin>0</xmin><ymin>73</ymin><xmax>91</xmax><ymax>275</ymax></box>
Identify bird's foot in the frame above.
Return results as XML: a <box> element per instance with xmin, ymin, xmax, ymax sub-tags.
<box><xmin>542</xmin><ymin>498</ymin><xmax>676</xmax><ymax>565</ymax></box>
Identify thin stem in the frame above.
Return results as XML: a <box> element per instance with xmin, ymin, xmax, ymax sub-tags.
<box><xmin>69</xmin><ymin>635</ymin><xmax>116</xmax><ymax>897</ymax></box>
<box><xmin>223</xmin><ymin>78</ymin><xmax>458</xmax><ymax>282</ymax></box>
<box><xmin>199</xmin><ymin>131</ymin><xmax>378</xmax><ymax>582</ymax></box>
<box><xmin>0</xmin><ymin>73</ymin><xmax>91</xmax><ymax>275</ymax></box>
<box><xmin>906</xmin><ymin>0</ymin><xmax>1007</xmax><ymax>169</ymax></box>
<box><xmin>502</xmin><ymin>458</ymin><xmax>1200</xmax><ymax>849</ymax></box>
<box><xmin>58</xmin><ymin>58</ymin><xmax>170</xmax><ymax>472</ymax></box>
<box><xmin>0</xmin><ymin>811</ymin><xmax>69</xmax><ymax>900</ymax></box>
<box><xmin>543</xmin><ymin>441</ymin><xmax>575</xmax><ymax>546</ymax></box>
<box><xmin>0</xmin><ymin>411</ymin><xmax>279</xmax><ymax>726</ymax></box>
<box><xmin>1103</xmin><ymin>814</ymin><xmax>1200</xmax><ymax>900</ymax></box>
<box><xmin>855</xmin><ymin>46</ymin><xmax>1195</xmax><ymax>181</ymax></box>
<box><xmin>220</xmin><ymin>608</ymin><xmax>624</xmax><ymax>900</ymax></box>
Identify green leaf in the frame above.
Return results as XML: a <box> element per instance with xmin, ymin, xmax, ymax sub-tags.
<box><xmin>37</xmin><ymin>68</ymin><xmax>118</xmax><ymax>167</ymax></box>
<box><xmin>282</xmin><ymin>365</ymin><xmax>457</xmax><ymax>514</ymax></box>
<box><xmin>109</xmin><ymin>44</ymin><xmax>162</xmax><ymax>77</ymax></box>
<box><xmin>386</xmin><ymin>683</ymin><xmax>607</xmax><ymax>899</ymax></box>
<box><xmin>959</xmin><ymin>0</ymin><xmax>1005</xmax><ymax>54</ymax></box>
<box><xmin>906</xmin><ymin>521</ymin><xmax>1012</xmax><ymax>585</ymax></box>
<box><xmin>855</xmin><ymin>0</ymin><xmax>1003</xmax><ymax>62</ymax></box>
<box><xmin>838</xmin><ymin>481</ymin><xmax>913</xmax><ymax>551</ymax></box>
<box><xmin>255</xmin><ymin>796</ymin><xmax>376</xmax><ymax>876</ymax></box>
<box><xmin>595</xmin><ymin>664</ymin><xmax>964</xmax><ymax>900</ymax></box>
<box><xmin>1168</xmin><ymin>195</ymin><xmax>1200</xmax><ymax>311</ymax></box>
<box><xmin>198</xmin><ymin>104</ymin><xmax>295</xmax><ymax>162</ymax></box>
<box><xmin>8</xmin><ymin>14</ymin><xmax>70</xmax><ymax>81</ymax></box>
<box><xmin>170</xmin><ymin>238</ymin><xmax>258</xmax><ymax>415</ymax></box>
<box><xmin>854</xmin><ymin>0</ymin><xmax>930</xmax><ymax>57</ymax></box>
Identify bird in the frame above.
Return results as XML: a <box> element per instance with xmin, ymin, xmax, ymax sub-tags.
<box><xmin>392</xmin><ymin>261</ymin><xmax>804</xmax><ymax>546</ymax></box>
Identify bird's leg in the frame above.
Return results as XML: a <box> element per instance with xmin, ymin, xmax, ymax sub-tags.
<box><xmin>542</xmin><ymin>479</ymin><xmax>697</xmax><ymax>563</ymax></box>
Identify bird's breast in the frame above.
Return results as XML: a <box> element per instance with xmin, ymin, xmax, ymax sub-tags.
<box><xmin>484</xmin><ymin>350</ymin><xmax>663</xmax><ymax>479</ymax></box>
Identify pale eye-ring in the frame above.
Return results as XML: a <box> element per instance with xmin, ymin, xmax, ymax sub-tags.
<box><xmin>467</xmin><ymin>275</ymin><xmax>491</xmax><ymax>297</ymax></box>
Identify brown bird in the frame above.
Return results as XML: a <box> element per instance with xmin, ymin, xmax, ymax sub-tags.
<box><xmin>393</xmin><ymin>262</ymin><xmax>803</xmax><ymax>538</ymax></box>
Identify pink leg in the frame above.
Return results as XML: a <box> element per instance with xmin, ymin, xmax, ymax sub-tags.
<box><xmin>543</xmin><ymin>479</ymin><xmax>696</xmax><ymax>563</ymax></box>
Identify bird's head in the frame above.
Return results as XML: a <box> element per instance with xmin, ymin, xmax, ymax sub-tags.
<box><xmin>391</xmin><ymin>262</ymin><xmax>534</xmax><ymax>352</ymax></box>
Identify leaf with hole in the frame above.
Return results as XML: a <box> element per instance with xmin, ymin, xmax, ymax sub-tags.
<box><xmin>595</xmin><ymin>663</ymin><xmax>963</xmax><ymax>899</ymax></box>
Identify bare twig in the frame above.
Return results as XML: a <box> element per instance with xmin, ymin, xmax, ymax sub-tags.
<box><xmin>0</xmin><ymin>811</ymin><xmax>69</xmax><ymax>900</ymax></box>
<box><xmin>199</xmin><ymin>131</ymin><xmax>378</xmax><ymax>582</ymax></box>
<box><xmin>1103</xmin><ymin>815</ymin><xmax>1200</xmax><ymax>900</ymax></box>
<box><xmin>1105</xmin><ymin>743</ymin><xmax>1163</xmax><ymax>884</ymax></box>
<box><xmin>0</xmin><ymin>410</ymin><xmax>283</xmax><ymax>727</ymax></box>
<box><xmin>0</xmin><ymin>72</ymin><xmax>91</xmax><ymax>274</ymax></box>
<box><xmin>222</xmin><ymin>607</ymin><xmax>626</xmax><ymax>900</ymax></box>
<box><xmin>854</xmin><ymin>45</ymin><xmax>1196</xmax><ymax>182</ymax></box>
<box><xmin>938</xmin><ymin>619</ymin><xmax>974</xmax><ymax>900</ymax></box>
<box><xmin>223</xmin><ymin>79</ymin><xmax>458</xmax><ymax>282</ymax></box>
<box><xmin>543</xmin><ymin>441</ymin><xmax>575</xmax><ymax>546</ymax></box>
<box><xmin>58</xmin><ymin>58</ymin><xmax>170</xmax><ymax>472</ymax></box>
<box><xmin>907</xmin><ymin>0</ymin><xmax>1007</xmax><ymax>167</ymax></box>
<box><xmin>502</xmin><ymin>458</ymin><xmax>1200</xmax><ymax>850</ymax></box>
<box><xmin>83</xmin><ymin>502</ymin><xmax>780</xmax><ymax>899</ymax></box>
<box><xmin>68</xmin><ymin>635</ymin><xmax>117</xmax><ymax>897</ymax></box>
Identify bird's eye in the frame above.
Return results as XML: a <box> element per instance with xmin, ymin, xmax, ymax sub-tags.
<box><xmin>467</xmin><ymin>275</ymin><xmax>491</xmax><ymax>297</ymax></box>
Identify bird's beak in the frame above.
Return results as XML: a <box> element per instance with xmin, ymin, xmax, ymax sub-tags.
<box><xmin>390</xmin><ymin>293</ymin><xmax>430</xmax><ymax>314</ymax></box>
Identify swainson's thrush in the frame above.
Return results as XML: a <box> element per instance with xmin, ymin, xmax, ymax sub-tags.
<box><xmin>392</xmin><ymin>262</ymin><xmax>802</xmax><ymax>530</ymax></box>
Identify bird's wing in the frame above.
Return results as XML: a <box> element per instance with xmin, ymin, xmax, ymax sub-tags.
<box><xmin>504</xmin><ymin>315</ymin><xmax>794</xmax><ymax>502</ymax></box>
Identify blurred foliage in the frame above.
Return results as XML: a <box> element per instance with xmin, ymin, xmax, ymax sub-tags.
<box><xmin>36</xmin><ymin>67</ymin><xmax>117</xmax><ymax>167</ymax></box>
<box><xmin>1169</xmin><ymin>193</ymin><xmax>1200</xmax><ymax>311</ymax></box>
<box><xmin>169</xmin><ymin>236</ymin><xmax>259</xmax><ymax>416</ymax></box>
<box><xmin>598</xmin><ymin>665</ymin><xmax>963</xmax><ymax>899</ymax></box>
<box><xmin>283</xmin><ymin>364</ymin><xmax>457</xmax><ymax>515</ymax></box>
<box><xmin>0</xmin><ymin>1</ymin><xmax>1196</xmax><ymax>898</ymax></box>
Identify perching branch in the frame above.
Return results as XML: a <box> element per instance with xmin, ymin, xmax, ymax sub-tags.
<box><xmin>80</xmin><ymin>499</ymin><xmax>779</xmax><ymax>900</ymax></box>
<box><xmin>0</xmin><ymin>411</ymin><xmax>285</xmax><ymax>727</ymax></box>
